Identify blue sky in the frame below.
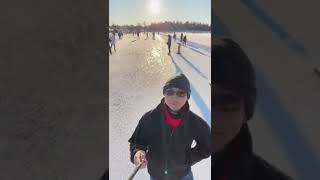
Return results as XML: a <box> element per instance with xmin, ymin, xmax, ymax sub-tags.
<box><xmin>109</xmin><ymin>0</ymin><xmax>211</xmax><ymax>25</ymax></box>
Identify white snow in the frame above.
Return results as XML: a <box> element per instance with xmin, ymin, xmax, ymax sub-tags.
<box><xmin>109</xmin><ymin>32</ymin><xmax>211</xmax><ymax>180</ymax></box>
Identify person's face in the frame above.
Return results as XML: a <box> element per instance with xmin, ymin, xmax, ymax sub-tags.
<box><xmin>212</xmin><ymin>84</ymin><xmax>246</xmax><ymax>154</ymax></box>
<box><xmin>164</xmin><ymin>88</ymin><xmax>188</xmax><ymax>111</ymax></box>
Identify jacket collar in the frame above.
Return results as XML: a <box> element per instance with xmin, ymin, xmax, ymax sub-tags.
<box><xmin>155</xmin><ymin>98</ymin><xmax>190</xmax><ymax>130</ymax></box>
<box><xmin>213</xmin><ymin>123</ymin><xmax>255</xmax><ymax>179</ymax></box>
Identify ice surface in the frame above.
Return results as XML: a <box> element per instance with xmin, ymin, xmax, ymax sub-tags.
<box><xmin>109</xmin><ymin>33</ymin><xmax>211</xmax><ymax>180</ymax></box>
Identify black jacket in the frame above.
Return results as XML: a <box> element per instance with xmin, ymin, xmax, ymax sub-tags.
<box><xmin>99</xmin><ymin>169</ymin><xmax>108</xmax><ymax>180</ymax></box>
<box><xmin>128</xmin><ymin>99</ymin><xmax>211</xmax><ymax>179</ymax></box>
<box><xmin>167</xmin><ymin>36</ymin><xmax>172</xmax><ymax>46</ymax></box>
<box><xmin>213</xmin><ymin>124</ymin><xmax>293</xmax><ymax>180</ymax></box>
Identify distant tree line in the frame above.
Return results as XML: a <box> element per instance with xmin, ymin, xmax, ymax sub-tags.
<box><xmin>108</xmin><ymin>21</ymin><xmax>211</xmax><ymax>32</ymax></box>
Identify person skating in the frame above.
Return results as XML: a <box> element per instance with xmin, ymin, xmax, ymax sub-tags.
<box><xmin>129</xmin><ymin>73</ymin><xmax>211</xmax><ymax>180</ymax></box>
<box><xmin>108</xmin><ymin>36</ymin><xmax>112</xmax><ymax>55</ymax></box>
<box><xmin>183</xmin><ymin>35</ymin><xmax>187</xmax><ymax>46</ymax></box>
<box><xmin>110</xmin><ymin>31</ymin><xmax>116</xmax><ymax>52</ymax></box>
<box><xmin>167</xmin><ymin>34</ymin><xmax>172</xmax><ymax>55</ymax></box>
<box><xmin>173</xmin><ymin>32</ymin><xmax>176</xmax><ymax>41</ymax></box>
<box><xmin>212</xmin><ymin>37</ymin><xmax>293</xmax><ymax>180</ymax></box>
<box><xmin>119</xmin><ymin>31</ymin><xmax>123</xmax><ymax>39</ymax></box>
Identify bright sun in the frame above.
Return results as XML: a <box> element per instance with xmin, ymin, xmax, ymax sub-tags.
<box><xmin>149</xmin><ymin>0</ymin><xmax>160</xmax><ymax>15</ymax></box>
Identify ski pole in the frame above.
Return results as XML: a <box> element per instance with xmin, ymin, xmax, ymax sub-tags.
<box><xmin>127</xmin><ymin>161</ymin><xmax>144</xmax><ymax>180</ymax></box>
<box><xmin>128</xmin><ymin>146</ymin><xmax>149</xmax><ymax>180</ymax></box>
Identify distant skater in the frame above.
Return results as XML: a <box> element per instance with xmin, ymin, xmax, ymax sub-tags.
<box><xmin>108</xmin><ymin>36</ymin><xmax>112</xmax><ymax>55</ymax></box>
<box><xmin>183</xmin><ymin>35</ymin><xmax>187</xmax><ymax>46</ymax></box>
<box><xmin>167</xmin><ymin>34</ymin><xmax>172</xmax><ymax>55</ymax></box>
<box><xmin>110</xmin><ymin>31</ymin><xmax>116</xmax><ymax>52</ymax></box>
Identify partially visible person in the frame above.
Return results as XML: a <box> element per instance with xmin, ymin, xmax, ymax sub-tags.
<box><xmin>110</xmin><ymin>30</ymin><xmax>116</xmax><ymax>52</ymax></box>
<box><xmin>108</xmin><ymin>36</ymin><xmax>112</xmax><ymax>55</ymax></box>
<box><xmin>100</xmin><ymin>168</ymin><xmax>108</xmax><ymax>180</ymax></box>
<box><xmin>167</xmin><ymin>34</ymin><xmax>172</xmax><ymax>55</ymax></box>
<box><xmin>212</xmin><ymin>37</ymin><xmax>293</xmax><ymax>180</ymax></box>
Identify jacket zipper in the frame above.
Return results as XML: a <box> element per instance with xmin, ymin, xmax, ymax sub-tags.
<box><xmin>164</xmin><ymin>129</ymin><xmax>174</xmax><ymax>176</ymax></box>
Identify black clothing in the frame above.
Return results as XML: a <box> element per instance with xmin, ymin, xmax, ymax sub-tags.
<box><xmin>129</xmin><ymin>99</ymin><xmax>211</xmax><ymax>180</ymax></box>
<box><xmin>213</xmin><ymin>124</ymin><xmax>293</xmax><ymax>180</ymax></box>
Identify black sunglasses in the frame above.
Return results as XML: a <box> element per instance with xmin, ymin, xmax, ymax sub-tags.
<box><xmin>164</xmin><ymin>89</ymin><xmax>187</xmax><ymax>97</ymax></box>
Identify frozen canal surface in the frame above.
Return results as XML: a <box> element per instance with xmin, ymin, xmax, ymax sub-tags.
<box><xmin>109</xmin><ymin>32</ymin><xmax>211</xmax><ymax>180</ymax></box>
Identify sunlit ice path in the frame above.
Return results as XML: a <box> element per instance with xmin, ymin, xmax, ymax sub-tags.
<box><xmin>109</xmin><ymin>0</ymin><xmax>211</xmax><ymax>179</ymax></box>
<box><xmin>109</xmin><ymin>32</ymin><xmax>211</xmax><ymax>179</ymax></box>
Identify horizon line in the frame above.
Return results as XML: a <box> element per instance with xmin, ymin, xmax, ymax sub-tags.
<box><xmin>108</xmin><ymin>21</ymin><xmax>211</xmax><ymax>26</ymax></box>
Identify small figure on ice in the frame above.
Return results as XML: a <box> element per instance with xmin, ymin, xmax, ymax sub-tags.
<box><xmin>183</xmin><ymin>35</ymin><xmax>187</xmax><ymax>46</ymax></box>
<box><xmin>167</xmin><ymin>34</ymin><xmax>172</xmax><ymax>55</ymax></box>
<box><xmin>110</xmin><ymin>30</ymin><xmax>116</xmax><ymax>52</ymax></box>
<box><xmin>173</xmin><ymin>32</ymin><xmax>176</xmax><ymax>41</ymax></box>
<box><xmin>108</xmin><ymin>36</ymin><xmax>112</xmax><ymax>55</ymax></box>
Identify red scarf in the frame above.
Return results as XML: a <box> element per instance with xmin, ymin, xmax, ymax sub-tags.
<box><xmin>163</xmin><ymin>104</ymin><xmax>181</xmax><ymax>133</ymax></box>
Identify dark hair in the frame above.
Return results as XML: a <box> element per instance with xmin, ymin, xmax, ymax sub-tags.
<box><xmin>213</xmin><ymin>37</ymin><xmax>257</xmax><ymax>120</ymax></box>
